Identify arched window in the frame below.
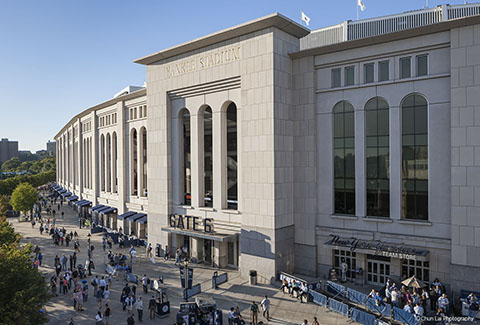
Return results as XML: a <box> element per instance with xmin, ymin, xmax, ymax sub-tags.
<box><xmin>203</xmin><ymin>106</ymin><xmax>213</xmax><ymax>207</ymax></box>
<box><xmin>131</xmin><ymin>129</ymin><xmax>138</xmax><ymax>196</ymax></box>
<box><xmin>106</xmin><ymin>133</ymin><xmax>111</xmax><ymax>192</ymax></box>
<box><xmin>141</xmin><ymin>127</ymin><xmax>147</xmax><ymax>197</ymax></box>
<box><xmin>365</xmin><ymin>97</ymin><xmax>390</xmax><ymax>217</ymax></box>
<box><xmin>402</xmin><ymin>94</ymin><xmax>428</xmax><ymax>220</ymax></box>
<box><xmin>181</xmin><ymin>109</ymin><xmax>191</xmax><ymax>205</ymax></box>
<box><xmin>225</xmin><ymin>102</ymin><xmax>237</xmax><ymax>210</ymax></box>
<box><xmin>100</xmin><ymin>134</ymin><xmax>105</xmax><ymax>191</ymax></box>
<box><xmin>112</xmin><ymin>132</ymin><xmax>118</xmax><ymax>193</ymax></box>
<box><xmin>333</xmin><ymin>101</ymin><xmax>355</xmax><ymax>215</ymax></box>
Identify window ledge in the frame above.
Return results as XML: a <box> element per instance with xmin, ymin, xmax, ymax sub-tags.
<box><xmin>178</xmin><ymin>205</ymin><xmax>194</xmax><ymax>210</ymax></box>
<box><xmin>221</xmin><ymin>209</ymin><xmax>241</xmax><ymax>214</ymax></box>
<box><xmin>331</xmin><ymin>214</ymin><xmax>358</xmax><ymax>220</ymax></box>
<box><xmin>363</xmin><ymin>217</ymin><xmax>393</xmax><ymax>223</ymax></box>
<box><xmin>198</xmin><ymin>207</ymin><xmax>215</xmax><ymax>212</ymax></box>
<box><xmin>398</xmin><ymin>220</ymin><xmax>432</xmax><ymax>226</ymax></box>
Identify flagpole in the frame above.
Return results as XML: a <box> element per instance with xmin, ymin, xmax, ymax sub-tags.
<box><xmin>357</xmin><ymin>3</ymin><xmax>359</xmax><ymax>20</ymax></box>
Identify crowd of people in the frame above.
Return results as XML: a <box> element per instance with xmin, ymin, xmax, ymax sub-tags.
<box><xmin>364</xmin><ymin>277</ymin><xmax>480</xmax><ymax>321</ymax></box>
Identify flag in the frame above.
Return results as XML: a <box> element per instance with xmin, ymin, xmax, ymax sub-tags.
<box><xmin>301</xmin><ymin>11</ymin><xmax>311</xmax><ymax>26</ymax></box>
<box><xmin>358</xmin><ymin>0</ymin><xmax>366</xmax><ymax>11</ymax></box>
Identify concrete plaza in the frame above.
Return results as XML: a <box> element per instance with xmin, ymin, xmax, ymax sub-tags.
<box><xmin>14</xmin><ymin>200</ymin><xmax>355</xmax><ymax>325</ymax></box>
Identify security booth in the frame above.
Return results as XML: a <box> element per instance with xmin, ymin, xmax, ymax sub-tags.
<box><xmin>75</xmin><ymin>200</ymin><xmax>92</xmax><ymax>218</ymax></box>
<box><xmin>117</xmin><ymin>211</ymin><xmax>136</xmax><ymax>233</ymax></box>
<box><xmin>125</xmin><ymin>212</ymin><xmax>146</xmax><ymax>236</ymax></box>
<box><xmin>99</xmin><ymin>207</ymin><xmax>117</xmax><ymax>229</ymax></box>
<box><xmin>66</xmin><ymin>195</ymin><xmax>78</xmax><ymax>208</ymax></box>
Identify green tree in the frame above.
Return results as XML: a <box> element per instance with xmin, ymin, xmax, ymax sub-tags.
<box><xmin>2</xmin><ymin>157</ymin><xmax>21</xmax><ymax>172</ymax></box>
<box><xmin>10</xmin><ymin>183</ymin><xmax>38</xmax><ymax>216</ymax></box>
<box><xmin>0</xmin><ymin>194</ymin><xmax>9</xmax><ymax>217</ymax></box>
<box><xmin>0</xmin><ymin>217</ymin><xmax>49</xmax><ymax>324</ymax></box>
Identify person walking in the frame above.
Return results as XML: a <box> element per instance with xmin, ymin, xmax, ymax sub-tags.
<box><xmin>62</xmin><ymin>254</ymin><xmax>67</xmax><ymax>271</ymax></box>
<box><xmin>250</xmin><ymin>301</ymin><xmax>258</xmax><ymax>325</ymax></box>
<box><xmin>142</xmin><ymin>275</ymin><xmax>149</xmax><ymax>294</ymax></box>
<box><xmin>104</xmin><ymin>303</ymin><xmax>111</xmax><ymax>325</ymax></box>
<box><xmin>261</xmin><ymin>296</ymin><xmax>270</xmax><ymax>321</ymax></box>
<box><xmin>312</xmin><ymin>317</ymin><xmax>319</xmax><ymax>325</ymax></box>
<box><xmin>72</xmin><ymin>252</ymin><xmax>77</xmax><ymax>268</ymax></box>
<box><xmin>38</xmin><ymin>252</ymin><xmax>43</xmax><ymax>266</ymax></box>
<box><xmin>95</xmin><ymin>311</ymin><xmax>103</xmax><ymax>325</ymax></box>
<box><xmin>127</xmin><ymin>313</ymin><xmax>135</xmax><ymax>325</ymax></box>
<box><xmin>164</xmin><ymin>245</ymin><xmax>169</xmax><ymax>261</ymax></box>
<box><xmin>148</xmin><ymin>295</ymin><xmax>156</xmax><ymax>320</ymax></box>
<box><xmin>135</xmin><ymin>296</ymin><xmax>144</xmax><ymax>322</ymax></box>
<box><xmin>125</xmin><ymin>294</ymin><xmax>134</xmax><ymax>314</ymax></box>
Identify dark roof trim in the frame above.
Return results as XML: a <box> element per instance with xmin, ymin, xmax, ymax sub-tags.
<box><xmin>134</xmin><ymin>13</ymin><xmax>309</xmax><ymax>65</ymax></box>
<box><xmin>54</xmin><ymin>88</ymin><xmax>146</xmax><ymax>139</ymax></box>
<box><xmin>289</xmin><ymin>15</ymin><xmax>480</xmax><ymax>59</ymax></box>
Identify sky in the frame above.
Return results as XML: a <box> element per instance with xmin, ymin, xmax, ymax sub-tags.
<box><xmin>0</xmin><ymin>0</ymin><xmax>469</xmax><ymax>151</ymax></box>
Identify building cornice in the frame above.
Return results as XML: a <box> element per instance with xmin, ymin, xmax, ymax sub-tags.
<box><xmin>54</xmin><ymin>88</ymin><xmax>146</xmax><ymax>139</ymax></box>
<box><xmin>289</xmin><ymin>14</ymin><xmax>480</xmax><ymax>59</ymax></box>
<box><xmin>133</xmin><ymin>13</ymin><xmax>310</xmax><ymax>65</ymax></box>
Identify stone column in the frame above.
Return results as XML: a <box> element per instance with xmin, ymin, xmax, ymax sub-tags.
<box><xmin>191</xmin><ymin>237</ymin><xmax>203</xmax><ymax>262</ymax></box>
<box><xmin>355</xmin><ymin>109</ymin><xmax>366</xmax><ymax>217</ymax></box>
<box><xmin>390</xmin><ymin>106</ymin><xmax>401</xmax><ymax>220</ymax></box>
<box><xmin>91</xmin><ymin>111</ymin><xmax>99</xmax><ymax>205</ymax></box>
<box><xmin>78</xmin><ymin>118</ymin><xmax>84</xmax><ymax>196</ymax></box>
<box><xmin>191</xmin><ymin>113</ymin><xmax>203</xmax><ymax>207</ymax></box>
<box><xmin>138</xmin><ymin>128</ymin><xmax>144</xmax><ymax>197</ymax></box>
<box><xmin>117</xmin><ymin>102</ymin><xmax>126</xmax><ymax>213</ymax></box>
<box><xmin>213</xmin><ymin>109</ymin><xmax>226</xmax><ymax>210</ymax></box>
<box><xmin>213</xmin><ymin>241</ymin><xmax>227</xmax><ymax>268</ymax></box>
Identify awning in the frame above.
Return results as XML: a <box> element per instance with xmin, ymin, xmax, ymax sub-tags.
<box><xmin>136</xmin><ymin>216</ymin><xmax>147</xmax><ymax>224</ymax></box>
<box><xmin>66</xmin><ymin>195</ymin><xmax>78</xmax><ymax>202</ymax></box>
<box><xmin>117</xmin><ymin>211</ymin><xmax>136</xmax><ymax>220</ymax></box>
<box><xmin>61</xmin><ymin>191</ymin><xmax>72</xmax><ymax>198</ymax></box>
<box><xmin>77</xmin><ymin>200</ymin><xmax>92</xmax><ymax>207</ymax></box>
<box><xmin>95</xmin><ymin>206</ymin><xmax>113</xmax><ymax>213</ymax></box>
<box><xmin>74</xmin><ymin>199</ymin><xmax>86</xmax><ymax>206</ymax></box>
<box><xmin>58</xmin><ymin>189</ymin><xmax>66</xmax><ymax>193</ymax></box>
<box><xmin>161</xmin><ymin>227</ymin><xmax>238</xmax><ymax>242</ymax></box>
<box><xmin>89</xmin><ymin>205</ymin><xmax>105</xmax><ymax>212</ymax></box>
<box><xmin>99</xmin><ymin>207</ymin><xmax>117</xmax><ymax>215</ymax></box>
<box><xmin>126</xmin><ymin>213</ymin><xmax>146</xmax><ymax>222</ymax></box>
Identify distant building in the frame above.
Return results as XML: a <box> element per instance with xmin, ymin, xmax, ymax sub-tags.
<box><xmin>46</xmin><ymin>140</ymin><xmax>56</xmax><ymax>156</ymax></box>
<box><xmin>0</xmin><ymin>138</ymin><xmax>18</xmax><ymax>163</ymax></box>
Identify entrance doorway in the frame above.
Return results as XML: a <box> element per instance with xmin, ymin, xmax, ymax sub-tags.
<box><xmin>227</xmin><ymin>241</ymin><xmax>239</xmax><ymax>268</ymax></box>
<box><xmin>367</xmin><ymin>255</ymin><xmax>391</xmax><ymax>285</ymax></box>
<box><xmin>204</xmin><ymin>239</ymin><xmax>212</xmax><ymax>265</ymax></box>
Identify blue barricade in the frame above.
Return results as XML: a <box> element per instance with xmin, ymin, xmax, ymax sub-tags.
<box><xmin>347</xmin><ymin>288</ymin><xmax>368</xmax><ymax>305</ymax></box>
<box><xmin>351</xmin><ymin>308</ymin><xmax>376</xmax><ymax>325</ymax></box>
<box><xmin>393</xmin><ymin>307</ymin><xmax>419</xmax><ymax>325</ymax></box>
<box><xmin>327</xmin><ymin>298</ymin><xmax>349</xmax><ymax>318</ymax></box>
<box><xmin>326</xmin><ymin>281</ymin><xmax>346</xmax><ymax>297</ymax></box>
<box><xmin>310</xmin><ymin>290</ymin><xmax>327</xmax><ymax>307</ymax></box>
<box><xmin>365</xmin><ymin>298</ymin><xmax>391</xmax><ymax>317</ymax></box>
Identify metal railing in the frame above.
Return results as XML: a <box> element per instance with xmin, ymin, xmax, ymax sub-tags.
<box><xmin>447</xmin><ymin>3</ymin><xmax>480</xmax><ymax>19</ymax></box>
<box><xmin>300</xmin><ymin>3</ymin><xmax>480</xmax><ymax>50</ymax></box>
<box><xmin>348</xmin><ymin>7</ymin><xmax>442</xmax><ymax>40</ymax></box>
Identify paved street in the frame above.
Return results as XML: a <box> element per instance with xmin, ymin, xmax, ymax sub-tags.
<box><xmin>14</xmin><ymin>199</ymin><xmax>355</xmax><ymax>325</ymax></box>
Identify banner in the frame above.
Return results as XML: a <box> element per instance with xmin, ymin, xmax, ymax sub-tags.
<box><xmin>179</xmin><ymin>267</ymin><xmax>194</xmax><ymax>289</ymax></box>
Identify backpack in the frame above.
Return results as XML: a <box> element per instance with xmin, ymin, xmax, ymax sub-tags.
<box><xmin>147</xmin><ymin>279</ymin><xmax>151</xmax><ymax>284</ymax></box>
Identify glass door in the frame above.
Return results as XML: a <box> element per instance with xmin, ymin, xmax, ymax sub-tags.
<box><xmin>367</xmin><ymin>257</ymin><xmax>390</xmax><ymax>285</ymax></box>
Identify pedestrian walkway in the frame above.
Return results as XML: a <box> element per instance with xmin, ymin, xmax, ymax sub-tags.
<box><xmin>15</xmin><ymin>194</ymin><xmax>356</xmax><ymax>325</ymax></box>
